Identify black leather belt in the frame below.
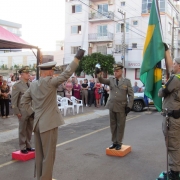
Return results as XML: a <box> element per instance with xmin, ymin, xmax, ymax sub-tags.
<box><xmin>161</xmin><ymin>109</ymin><xmax>173</xmax><ymax>117</ymax></box>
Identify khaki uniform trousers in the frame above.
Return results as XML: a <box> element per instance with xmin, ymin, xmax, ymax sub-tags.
<box><xmin>162</xmin><ymin>116</ymin><xmax>180</xmax><ymax>171</ymax></box>
<box><xmin>82</xmin><ymin>89</ymin><xmax>88</xmax><ymax>105</ymax></box>
<box><xmin>19</xmin><ymin>115</ymin><xmax>34</xmax><ymax>150</ymax></box>
<box><xmin>109</xmin><ymin>110</ymin><xmax>126</xmax><ymax>145</ymax></box>
<box><xmin>34</xmin><ymin>122</ymin><xmax>58</xmax><ymax>180</ymax></box>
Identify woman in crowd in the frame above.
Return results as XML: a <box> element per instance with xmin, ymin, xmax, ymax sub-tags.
<box><xmin>0</xmin><ymin>80</ymin><xmax>10</xmax><ymax>118</ymax></box>
<box><xmin>73</xmin><ymin>80</ymin><xmax>81</xmax><ymax>99</ymax></box>
<box><xmin>94</xmin><ymin>79</ymin><xmax>102</xmax><ymax>108</ymax></box>
<box><xmin>81</xmin><ymin>79</ymin><xmax>88</xmax><ymax>106</ymax></box>
<box><xmin>65</xmin><ymin>78</ymin><xmax>73</xmax><ymax>99</ymax></box>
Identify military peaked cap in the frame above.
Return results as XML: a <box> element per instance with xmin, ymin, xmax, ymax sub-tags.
<box><xmin>38</xmin><ymin>61</ymin><xmax>57</xmax><ymax>70</ymax></box>
<box><xmin>18</xmin><ymin>66</ymin><xmax>31</xmax><ymax>74</ymax></box>
<box><xmin>113</xmin><ymin>62</ymin><xmax>124</xmax><ymax>70</ymax></box>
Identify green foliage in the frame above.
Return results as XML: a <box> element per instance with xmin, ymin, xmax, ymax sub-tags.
<box><xmin>75</xmin><ymin>53</ymin><xmax>115</xmax><ymax>77</ymax></box>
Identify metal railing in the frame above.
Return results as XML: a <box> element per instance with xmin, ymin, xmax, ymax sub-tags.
<box><xmin>89</xmin><ymin>11</ymin><xmax>114</xmax><ymax>20</ymax></box>
<box><xmin>88</xmin><ymin>32</ymin><xmax>113</xmax><ymax>41</ymax></box>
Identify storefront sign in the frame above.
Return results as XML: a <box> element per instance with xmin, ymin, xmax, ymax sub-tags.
<box><xmin>125</xmin><ymin>61</ymin><xmax>141</xmax><ymax>68</ymax></box>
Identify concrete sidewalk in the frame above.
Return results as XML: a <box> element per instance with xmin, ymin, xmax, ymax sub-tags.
<box><xmin>0</xmin><ymin>105</ymin><xmax>109</xmax><ymax>143</ymax></box>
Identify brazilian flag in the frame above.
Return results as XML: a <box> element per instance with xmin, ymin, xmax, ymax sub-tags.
<box><xmin>140</xmin><ymin>0</ymin><xmax>165</xmax><ymax>112</ymax></box>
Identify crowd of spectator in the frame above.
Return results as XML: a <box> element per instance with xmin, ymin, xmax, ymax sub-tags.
<box><xmin>57</xmin><ymin>76</ymin><xmax>110</xmax><ymax>108</ymax></box>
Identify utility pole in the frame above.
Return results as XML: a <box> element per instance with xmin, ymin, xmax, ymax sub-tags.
<box><xmin>171</xmin><ymin>17</ymin><xmax>174</xmax><ymax>59</ymax></box>
<box><xmin>118</xmin><ymin>9</ymin><xmax>126</xmax><ymax>77</ymax></box>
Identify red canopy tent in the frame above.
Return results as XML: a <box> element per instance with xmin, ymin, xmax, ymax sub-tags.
<box><xmin>0</xmin><ymin>26</ymin><xmax>40</xmax><ymax>78</ymax></box>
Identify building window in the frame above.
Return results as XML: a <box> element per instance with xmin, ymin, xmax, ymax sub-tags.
<box><xmin>71</xmin><ymin>46</ymin><xmax>79</xmax><ymax>54</ymax></box>
<box><xmin>132</xmin><ymin>43</ymin><xmax>137</xmax><ymax>48</ymax></box>
<box><xmin>97</xmin><ymin>45</ymin><xmax>107</xmax><ymax>55</ymax></box>
<box><xmin>142</xmin><ymin>0</ymin><xmax>165</xmax><ymax>14</ymax></box>
<box><xmin>115</xmin><ymin>45</ymin><xmax>121</xmax><ymax>53</ymax></box>
<box><xmin>135</xmin><ymin>69</ymin><xmax>140</xmax><ymax>80</ymax></box>
<box><xmin>121</xmin><ymin>2</ymin><xmax>125</xmax><ymax>6</ymax></box>
<box><xmin>71</xmin><ymin>25</ymin><xmax>81</xmax><ymax>34</ymax></box>
<box><xmin>116</xmin><ymin>23</ymin><xmax>120</xmax><ymax>33</ymax></box>
<box><xmin>168</xmin><ymin>22</ymin><xmax>171</xmax><ymax>34</ymax></box>
<box><xmin>126</xmin><ymin>23</ymin><xmax>129</xmax><ymax>32</ymax></box>
<box><xmin>133</xmin><ymin>20</ymin><xmax>138</xmax><ymax>26</ymax></box>
<box><xmin>97</xmin><ymin>25</ymin><xmax>107</xmax><ymax>36</ymax></box>
<box><xmin>98</xmin><ymin>4</ymin><xmax>108</xmax><ymax>14</ymax></box>
<box><xmin>72</xmin><ymin>4</ymin><xmax>82</xmax><ymax>13</ymax></box>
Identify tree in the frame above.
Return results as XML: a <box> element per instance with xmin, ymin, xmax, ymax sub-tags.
<box><xmin>75</xmin><ymin>52</ymin><xmax>115</xmax><ymax>77</ymax></box>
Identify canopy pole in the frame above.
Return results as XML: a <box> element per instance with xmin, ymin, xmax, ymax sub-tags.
<box><xmin>37</xmin><ymin>48</ymin><xmax>40</xmax><ymax>80</ymax></box>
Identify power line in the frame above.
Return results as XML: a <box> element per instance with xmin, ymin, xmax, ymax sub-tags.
<box><xmin>78</xmin><ymin>0</ymin><xmax>146</xmax><ymax>38</ymax></box>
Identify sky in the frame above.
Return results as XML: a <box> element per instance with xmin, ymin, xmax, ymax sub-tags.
<box><xmin>0</xmin><ymin>0</ymin><xmax>65</xmax><ymax>51</ymax></box>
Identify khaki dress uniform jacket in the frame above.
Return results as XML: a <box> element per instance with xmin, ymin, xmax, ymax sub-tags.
<box><xmin>21</xmin><ymin>60</ymin><xmax>79</xmax><ymax>180</ymax></box>
<box><xmin>158</xmin><ymin>74</ymin><xmax>180</xmax><ymax>171</ymax></box>
<box><xmin>11</xmin><ymin>80</ymin><xmax>33</xmax><ymax>150</ymax></box>
<box><xmin>98</xmin><ymin>76</ymin><xmax>134</xmax><ymax>144</ymax></box>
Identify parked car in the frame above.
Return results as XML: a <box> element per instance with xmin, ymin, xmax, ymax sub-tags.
<box><xmin>132</xmin><ymin>92</ymin><xmax>154</xmax><ymax>112</ymax></box>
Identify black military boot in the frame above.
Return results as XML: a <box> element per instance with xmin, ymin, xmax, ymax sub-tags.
<box><xmin>168</xmin><ymin>170</ymin><xmax>180</xmax><ymax>180</ymax></box>
<box><xmin>157</xmin><ymin>171</ymin><xmax>180</xmax><ymax>180</ymax></box>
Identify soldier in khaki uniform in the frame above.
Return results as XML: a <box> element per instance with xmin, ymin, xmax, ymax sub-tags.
<box><xmin>97</xmin><ymin>62</ymin><xmax>134</xmax><ymax>150</ymax></box>
<box><xmin>21</xmin><ymin>49</ymin><xmax>85</xmax><ymax>180</ymax></box>
<box><xmin>11</xmin><ymin>66</ymin><xmax>34</xmax><ymax>154</ymax></box>
<box><xmin>158</xmin><ymin>44</ymin><xmax>180</xmax><ymax>180</ymax></box>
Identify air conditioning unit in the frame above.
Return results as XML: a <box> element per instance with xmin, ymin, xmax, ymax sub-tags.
<box><xmin>108</xmin><ymin>0</ymin><xmax>114</xmax><ymax>5</ymax></box>
<box><xmin>89</xmin><ymin>43</ymin><xmax>93</xmax><ymax>48</ymax></box>
<box><xmin>107</xmin><ymin>43</ymin><xmax>113</xmax><ymax>48</ymax></box>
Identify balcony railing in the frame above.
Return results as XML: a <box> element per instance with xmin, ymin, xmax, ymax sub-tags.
<box><xmin>89</xmin><ymin>11</ymin><xmax>114</xmax><ymax>21</ymax></box>
<box><xmin>88</xmin><ymin>32</ymin><xmax>113</xmax><ymax>42</ymax></box>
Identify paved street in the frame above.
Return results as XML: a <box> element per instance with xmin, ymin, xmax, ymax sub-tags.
<box><xmin>0</xmin><ymin>107</ymin><xmax>166</xmax><ymax>180</ymax></box>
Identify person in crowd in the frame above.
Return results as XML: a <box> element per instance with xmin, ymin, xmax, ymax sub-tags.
<box><xmin>0</xmin><ymin>80</ymin><xmax>10</xmax><ymax>118</ymax></box>
<box><xmin>94</xmin><ymin>79</ymin><xmax>102</xmax><ymax>108</ymax></box>
<box><xmin>11</xmin><ymin>66</ymin><xmax>34</xmax><ymax>154</ymax></box>
<box><xmin>73</xmin><ymin>79</ymin><xmax>81</xmax><ymax>99</ymax></box>
<box><xmin>0</xmin><ymin>75</ymin><xmax>3</xmax><ymax>87</ymax></box>
<box><xmin>158</xmin><ymin>43</ymin><xmax>180</xmax><ymax>180</ymax></box>
<box><xmin>29</xmin><ymin>71</ymin><xmax>36</xmax><ymax>82</ymax></box>
<box><xmin>104</xmin><ymin>84</ymin><xmax>110</xmax><ymax>106</ymax></box>
<box><xmin>96</xmin><ymin>62</ymin><xmax>134</xmax><ymax>150</ymax></box>
<box><xmin>81</xmin><ymin>79</ymin><xmax>88</xmax><ymax>106</ymax></box>
<box><xmin>88</xmin><ymin>79</ymin><xmax>95</xmax><ymax>107</ymax></box>
<box><xmin>79</xmin><ymin>80</ymin><xmax>83</xmax><ymax>100</ymax></box>
<box><xmin>100</xmin><ymin>84</ymin><xmax>104</xmax><ymax>106</ymax></box>
<box><xmin>132</xmin><ymin>81</ymin><xmax>139</xmax><ymax>93</ymax></box>
<box><xmin>21</xmin><ymin>49</ymin><xmax>85</xmax><ymax>180</ymax></box>
<box><xmin>65</xmin><ymin>78</ymin><xmax>73</xmax><ymax>99</ymax></box>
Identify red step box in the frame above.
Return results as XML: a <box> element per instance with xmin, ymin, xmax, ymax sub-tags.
<box><xmin>106</xmin><ymin>145</ymin><xmax>131</xmax><ymax>157</ymax></box>
<box><xmin>12</xmin><ymin>150</ymin><xmax>35</xmax><ymax>161</ymax></box>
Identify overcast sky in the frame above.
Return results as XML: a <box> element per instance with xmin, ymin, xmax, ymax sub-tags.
<box><xmin>0</xmin><ymin>0</ymin><xmax>65</xmax><ymax>50</ymax></box>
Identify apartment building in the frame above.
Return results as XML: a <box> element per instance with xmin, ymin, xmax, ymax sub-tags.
<box><xmin>64</xmin><ymin>0</ymin><xmax>180</xmax><ymax>85</ymax></box>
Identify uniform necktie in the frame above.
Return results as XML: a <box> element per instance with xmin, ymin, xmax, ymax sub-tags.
<box><xmin>26</xmin><ymin>83</ymin><xmax>29</xmax><ymax>88</ymax></box>
<box><xmin>116</xmin><ymin>79</ymin><xmax>119</xmax><ymax>86</ymax></box>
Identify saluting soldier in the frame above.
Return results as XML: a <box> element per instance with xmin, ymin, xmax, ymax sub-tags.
<box><xmin>97</xmin><ymin>62</ymin><xmax>134</xmax><ymax>150</ymax></box>
<box><xmin>158</xmin><ymin>44</ymin><xmax>180</xmax><ymax>180</ymax></box>
<box><xmin>21</xmin><ymin>49</ymin><xmax>85</xmax><ymax>180</ymax></box>
<box><xmin>11</xmin><ymin>66</ymin><xmax>34</xmax><ymax>154</ymax></box>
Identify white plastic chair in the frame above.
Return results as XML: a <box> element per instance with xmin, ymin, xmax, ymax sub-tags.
<box><xmin>59</xmin><ymin>97</ymin><xmax>74</xmax><ymax>116</ymax></box>
<box><xmin>71</xmin><ymin>96</ymin><xmax>83</xmax><ymax>114</ymax></box>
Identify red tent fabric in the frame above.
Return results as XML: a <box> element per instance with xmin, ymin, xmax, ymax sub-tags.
<box><xmin>0</xmin><ymin>26</ymin><xmax>38</xmax><ymax>49</ymax></box>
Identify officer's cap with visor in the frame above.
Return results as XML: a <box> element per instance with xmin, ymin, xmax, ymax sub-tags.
<box><xmin>38</xmin><ymin>61</ymin><xmax>57</xmax><ymax>70</ymax></box>
<box><xmin>113</xmin><ymin>62</ymin><xmax>124</xmax><ymax>70</ymax></box>
<box><xmin>174</xmin><ymin>57</ymin><xmax>180</xmax><ymax>64</ymax></box>
<box><xmin>18</xmin><ymin>66</ymin><xmax>31</xmax><ymax>74</ymax></box>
